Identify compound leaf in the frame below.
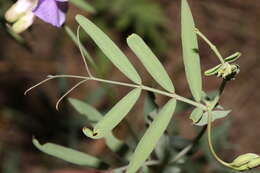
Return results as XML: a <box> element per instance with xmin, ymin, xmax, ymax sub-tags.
<box><xmin>126</xmin><ymin>99</ymin><xmax>176</xmax><ymax>173</ymax></box>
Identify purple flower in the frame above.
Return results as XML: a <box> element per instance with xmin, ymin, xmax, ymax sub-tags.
<box><xmin>33</xmin><ymin>0</ymin><xmax>68</xmax><ymax>27</ymax></box>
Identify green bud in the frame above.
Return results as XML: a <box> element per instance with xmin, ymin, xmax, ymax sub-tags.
<box><xmin>248</xmin><ymin>157</ymin><xmax>260</xmax><ymax>169</ymax></box>
<box><xmin>231</xmin><ymin>153</ymin><xmax>259</xmax><ymax>167</ymax></box>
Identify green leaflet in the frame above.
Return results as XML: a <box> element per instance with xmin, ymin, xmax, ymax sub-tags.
<box><xmin>76</xmin><ymin>15</ymin><xmax>142</xmax><ymax>84</ymax></box>
<box><xmin>154</xmin><ymin>134</ymin><xmax>170</xmax><ymax>161</ymax></box>
<box><xmin>126</xmin><ymin>99</ymin><xmax>176</xmax><ymax>173</ymax></box>
<box><xmin>33</xmin><ymin>138</ymin><xmax>100</xmax><ymax>167</ymax></box>
<box><xmin>127</xmin><ymin>34</ymin><xmax>175</xmax><ymax>92</ymax></box>
<box><xmin>70</xmin><ymin>0</ymin><xmax>96</xmax><ymax>13</ymax></box>
<box><xmin>181</xmin><ymin>0</ymin><xmax>202</xmax><ymax>101</ymax></box>
<box><xmin>69</xmin><ymin>98</ymin><xmax>103</xmax><ymax>123</ymax></box>
<box><xmin>69</xmin><ymin>98</ymin><xmax>124</xmax><ymax>152</ymax></box>
<box><xmin>195</xmin><ymin>110</ymin><xmax>231</xmax><ymax>126</ymax></box>
<box><xmin>105</xmin><ymin>132</ymin><xmax>124</xmax><ymax>152</ymax></box>
<box><xmin>83</xmin><ymin>88</ymin><xmax>142</xmax><ymax>139</ymax></box>
<box><xmin>189</xmin><ymin>107</ymin><xmax>203</xmax><ymax>123</ymax></box>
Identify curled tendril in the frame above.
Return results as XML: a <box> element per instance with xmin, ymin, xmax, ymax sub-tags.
<box><xmin>55</xmin><ymin>79</ymin><xmax>89</xmax><ymax>110</ymax></box>
<box><xmin>24</xmin><ymin>74</ymin><xmax>90</xmax><ymax>110</ymax></box>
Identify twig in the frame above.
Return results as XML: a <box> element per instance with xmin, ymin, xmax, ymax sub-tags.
<box><xmin>195</xmin><ymin>28</ymin><xmax>225</xmax><ymax>64</ymax></box>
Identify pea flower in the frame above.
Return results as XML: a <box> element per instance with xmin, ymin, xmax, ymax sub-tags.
<box><xmin>33</xmin><ymin>0</ymin><xmax>68</xmax><ymax>27</ymax></box>
<box><xmin>5</xmin><ymin>0</ymin><xmax>68</xmax><ymax>34</ymax></box>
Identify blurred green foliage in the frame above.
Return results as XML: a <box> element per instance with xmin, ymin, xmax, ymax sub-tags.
<box><xmin>92</xmin><ymin>0</ymin><xmax>169</xmax><ymax>54</ymax></box>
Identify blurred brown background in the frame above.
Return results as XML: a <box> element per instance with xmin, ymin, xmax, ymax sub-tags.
<box><xmin>0</xmin><ymin>0</ymin><xmax>259</xmax><ymax>172</ymax></box>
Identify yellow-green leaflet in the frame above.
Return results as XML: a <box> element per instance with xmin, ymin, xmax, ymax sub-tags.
<box><xmin>195</xmin><ymin>110</ymin><xmax>231</xmax><ymax>126</ymax></box>
<box><xmin>126</xmin><ymin>99</ymin><xmax>176</xmax><ymax>173</ymax></box>
<box><xmin>181</xmin><ymin>0</ymin><xmax>202</xmax><ymax>101</ymax></box>
<box><xmin>189</xmin><ymin>107</ymin><xmax>203</xmax><ymax>123</ymax></box>
<box><xmin>105</xmin><ymin>132</ymin><xmax>124</xmax><ymax>152</ymax></box>
<box><xmin>127</xmin><ymin>34</ymin><xmax>175</xmax><ymax>92</ymax></box>
<box><xmin>33</xmin><ymin>138</ymin><xmax>101</xmax><ymax>167</ymax></box>
<box><xmin>83</xmin><ymin>88</ymin><xmax>141</xmax><ymax>139</ymax></box>
<box><xmin>69</xmin><ymin>98</ymin><xmax>124</xmax><ymax>152</ymax></box>
<box><xmin>75</xmin><ymin>15</ymin><xmax>142</xmax><ymax>84</ymax></box>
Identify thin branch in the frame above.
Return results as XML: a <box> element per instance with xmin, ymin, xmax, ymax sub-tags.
<box><xmin>195</xmin><ymin>28</ymin><xmax>225</xmax><ymax>64</ymax></box>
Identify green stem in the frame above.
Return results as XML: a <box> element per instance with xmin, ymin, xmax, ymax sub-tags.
<box><xmin>195</xmin><ymin>28</ymin><xmax>225</xmax><ymax>64</ymax></box>
<box><xmin>47</xmin><ymin>75</ymin><xmax>206</xmax><ymax>110</ymax></box>
<box><xmin>206</xmin><ymin>79</ymin><xmax>238</xmax><ymax>169</ymax></box>
<box><xmin>207</xmin><ymin>110</ymin><xmax>233</xmax><ymax>168</ymax></box>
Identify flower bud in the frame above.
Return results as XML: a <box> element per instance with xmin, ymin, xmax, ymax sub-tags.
<box><xmin>231</xmin><ymin>153</ymin><xmax>259</xmax><ymax>167</ymax></box>
<box><xmin>5</xmin><ymin>0</ymin><xmax>37</xmax><ymax>23</ymax></box>
<box><xmin>248</xmin><ymin>157</ymin><xmax>260</xmax><ymax>169</ymax></box>
<box><xmin>11</xmin><ymin>11</ymin><xmax>35</xmax><ymax>34</ymax></box>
